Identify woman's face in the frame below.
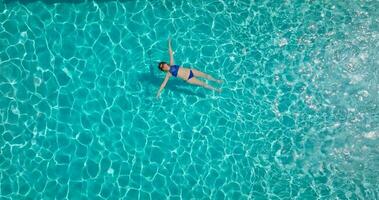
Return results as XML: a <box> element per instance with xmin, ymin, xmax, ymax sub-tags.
<box><xmin>161</xmin><ymin>63</ymin><xmax>169</xmax><ymax>71</ymax></box>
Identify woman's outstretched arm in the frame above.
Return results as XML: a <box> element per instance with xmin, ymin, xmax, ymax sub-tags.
<box><xmin>156</xmin><ymin>73</ymin><xmax>171</xmax><ymax>99</ymax></box>
<box><xmin>168</xmin><ymin>38</ymin><xmax>174</xmax><ymax>65</ymax></box>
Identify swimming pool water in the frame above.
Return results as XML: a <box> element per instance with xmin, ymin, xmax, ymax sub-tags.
<box><xmin>1</xmin><ymin>0</ymin><xmax>378</xmax><ymax>199</ymax></box>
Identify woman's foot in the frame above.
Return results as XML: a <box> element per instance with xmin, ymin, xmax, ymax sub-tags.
<box><xmin>217</xmin><ymin>88</ymin><xmax>222</xmax><ymax>93</ymax></box>
<box><xmin>216</xmin><ymin>79</ymin><xmax>223</xmax><ymax>84</ymax></box>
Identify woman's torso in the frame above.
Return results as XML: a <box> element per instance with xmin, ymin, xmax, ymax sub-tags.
<box><xmin>169</xmin><ymin>65</ymin><xmax>190</xmax><ymax>80</ymax></box>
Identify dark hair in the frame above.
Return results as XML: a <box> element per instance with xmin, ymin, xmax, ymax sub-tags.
<box><xmin>158</xmin><ymin>61</ymin><xmax>167</xmax><ymax>71</ymax></box>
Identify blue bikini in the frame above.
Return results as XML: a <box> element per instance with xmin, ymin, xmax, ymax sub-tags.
<box><xmin>169</xmin><ymin>65</ymin><xmax>179</xmax><ymax>76</ymax></box>
<box><xmin>169</xmin><ymin>65</ymin><xmax>194</xmax><ymax>80</ymax></box>
<box><xmin>188</xmin><ymin>70</ymin><xmax>194</xmax><ymax>80</ymax></box>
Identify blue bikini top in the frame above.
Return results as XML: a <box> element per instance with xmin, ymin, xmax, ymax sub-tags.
<box><xmin>169</xmin><ymin>65</ymin><xmax>180</xmax><ymax>77</ymax></box>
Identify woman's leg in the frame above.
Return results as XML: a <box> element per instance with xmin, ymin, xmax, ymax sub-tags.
<box><xmin>187</xmin><ymin>77</ymin><xmax>221</xmax><ymax>92</ymax></box>
<box><xmin>191</xmin><ymin>69</ymin><xmax>223</xmax><ymax>83</ymax></box>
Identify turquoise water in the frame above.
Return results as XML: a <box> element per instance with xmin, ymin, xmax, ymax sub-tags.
<box><xmin>1</xmin><ymin>0</ymin><xmax>378</xmax><ymax>199</ymax></box>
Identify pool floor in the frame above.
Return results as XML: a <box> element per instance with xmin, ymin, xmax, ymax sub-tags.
<box><xmin>0</xmin><ymin>0</ymin><xmax>378</xmax><ymax>199</ymax></box>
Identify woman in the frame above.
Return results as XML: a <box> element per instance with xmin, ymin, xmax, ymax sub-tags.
<box><xmin>156</xmin><ymin>38</ymin><xmax>223</xmax><ymax>99</ymax></box>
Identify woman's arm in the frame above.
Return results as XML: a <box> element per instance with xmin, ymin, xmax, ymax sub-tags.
<box><xmin>156</xmin><ymin>73</ymin><xmax>171</xmax><ymax>99</ymax></box>
<box><xmin>168</xmin><ymin>38</ymin><xmax>174</xmax><ymax>65</ymax></box>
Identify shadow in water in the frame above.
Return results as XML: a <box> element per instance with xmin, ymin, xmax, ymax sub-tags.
<box><xmin>4</xmin><ymin>0</ymin><xmax>134</xmax><ymax>4</ymax></box>
<box><xmin>139</xmin><ymin>73</ymin><xmax>206</xmax><ymax>98</ymax></box>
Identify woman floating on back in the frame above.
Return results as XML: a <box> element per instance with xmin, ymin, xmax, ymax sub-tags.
<box><xmin>156</xmin><ymin>38</ymin><xmax>223</xmax><ymax>99</ymax></box>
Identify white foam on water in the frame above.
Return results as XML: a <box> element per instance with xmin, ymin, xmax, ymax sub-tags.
<box><xmin>274</xmin><ymin>75</ymin><xmax>279</xmax><ymax>80</ymax></box>
<box><xmin>63</xmin><ymin>67</ymin><xmax>72</xmax><ymax>78</ymax></box>
<box><xmin>359</xmin><ymin>52</ymin><xmax>368</xmax><ymax>61</ymax></box>
<box><xmin>11</xmin><ymin>104</ymin><xmax>20</xmax><ymax>115</ymax></box>
<box><xmin>21</xmin><ymin>31</ymin><xmax>27</xmax><ymax>38</ymax></box>
<box><xmin>34</xmin><ymin>76</ymin><xmax>42</xmax><ymax>87</ymax></box>
<box><xmin>348</xmin><ymin>74</ymin><xmax>364</xmax><ymax>84</ymax></box>
<box><xmin>357</xmin><ymin>90</ymin><xmax>369</xmax><ymax>97</ymax></box>
<box><xmin>107</xmin><ymin>168</ymin><xmax>114</xmax><ymax>174</ymax></box>
<box><xmin>363</xmin><ymin>131</ymin><xmax>378</xmax><ymax>140</ymax></box>
<box><xmin>33</xmin><ymin>127</ymin><xmax>37</xmax><ymax>136</ymax></box>
<box><xmin>332</xmin><ymin>123</ymin><xmax>341</xmax><ymax>128</ymax></box>
<box><xmin>242</xmin><ymin>48</ymin><xmax>247</xmax><ymax>55</ymax></box>
<box><xmin>19</xmin><ymin>31</ymin><xmax>27</xmax><ymax>43</ymax></box>
<box><xmin>279</xmin><ymin>38</ymin><xmax>288</xmax><ymax>47</ymax></box>
<box><xmin>326</xmin><ymin>31</ymin><xmax>335</xmax><ymax>36</ymax></box>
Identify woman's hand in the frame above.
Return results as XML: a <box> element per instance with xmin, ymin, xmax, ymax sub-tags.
<box><xmin>156</xmin><ymin>73</ymin><xmax>170</xmax><ymax>100</ymax></box>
